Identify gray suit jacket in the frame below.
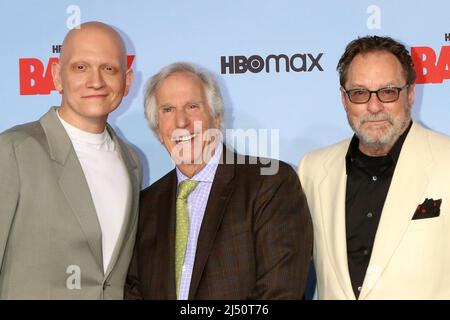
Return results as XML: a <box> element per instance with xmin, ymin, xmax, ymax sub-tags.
<box><xmin>0</xmin><ymin>107</ymin><xmax>142</xmax><ymax>299</ymax></box>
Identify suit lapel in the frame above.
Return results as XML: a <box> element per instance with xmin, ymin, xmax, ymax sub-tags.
<box><xmin>104</xmin><ymin>128</ymin><xmax>140</xmax><ymax>277</ymax></box>
<box><xmin>188</xmin><ymin>147</ymin><xmax>235</xmax><ymax>299</ymax></box>
<box><xmin>40</xmin><ymin>107</ymin><xmax>103</xmax><ymax>270</ymax></box>
<box><xmin>159</xmin><ymin>171</ymin><xmax>178</xmax><ymax>299</ymax></box>
<box><xmin>319</xmin><ymin>141</ymin><xmax>356</xmax><ymax>299</ymax></box>
<box><xmin>360</xmin><ymin>122</ymin><xmax>434</xmax><ymax>299</ymax></box>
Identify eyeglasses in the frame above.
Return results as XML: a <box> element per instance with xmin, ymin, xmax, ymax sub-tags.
<box><xmin>342</xmin><ymin>85</ymin><xmax>409</xmax><ymax>104</ymax></box>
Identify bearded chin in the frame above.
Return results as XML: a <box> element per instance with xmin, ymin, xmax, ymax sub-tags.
<box><xmin>356</xmin><ymin>122</ymin><xmax>396</xmax><ymax>148</ymax></box>
<box><xmin>348</xmin><ymin>109</ymin><xmax>411</xmax><ymax>149</ymax></box>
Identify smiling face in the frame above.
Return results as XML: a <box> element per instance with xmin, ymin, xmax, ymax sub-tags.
<box><xmin>155</xmin><ymin>71</ymin><xmax>220</xmax><ymax>177</ymax></box>
<box><xmin>341</xmin><ymin>51</ymin><xmax>415</xmax><ymax>156</ymax></box>
<box><xmin>52</xmin><ymin>22</ymin><xmax>133</xmax><ymax>133</ymax></box>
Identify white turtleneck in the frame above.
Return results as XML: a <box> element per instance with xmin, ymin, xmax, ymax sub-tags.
<box><xmin>57</xmin><ymin>111</ymin><xmax>131</xmax><ymax>274</ymax></box>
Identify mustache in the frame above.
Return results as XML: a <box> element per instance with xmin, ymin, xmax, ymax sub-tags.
<box><xmin>359</xmin><ymin>113</ymin><xmax>394</xmax><ymax>125</ymax></box>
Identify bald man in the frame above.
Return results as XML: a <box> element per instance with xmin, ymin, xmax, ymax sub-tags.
<box><xmin>0</xmin><ymin>22</ymin><xmax>142</xmax><ymax>299</ymax></box>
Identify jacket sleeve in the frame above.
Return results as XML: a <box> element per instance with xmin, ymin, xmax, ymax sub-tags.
<box><xmin>124</xmin><ymin>240</ymin><xmax>143</xmax><ymax>300</ymax></box>
<box><xmin>250</xmin><ymin>161</ymin><xmax>313</xmax><ymax>299</ymax></box>
<box><xmin>124</xmin><ymin>186</ymin><xmax>144</xmax><ymax>300</ymax></box>
<box><xmin>0</xmin><ymin>134</ymin><xmax>20</xmax><ymax>274</ymax></box>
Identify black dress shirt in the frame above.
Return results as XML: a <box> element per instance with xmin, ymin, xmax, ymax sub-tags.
<box><xmin>345</xmin><ymin>121</ymin><xmax>412</xmax><ymax>298</ymax></box>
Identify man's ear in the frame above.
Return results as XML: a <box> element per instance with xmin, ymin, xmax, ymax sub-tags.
<box><xmin>124</xmin><ymin>69</ymin><xmax>134</xmax><ymax>96</ymax></box>
<box><xmin>52</xmin><ymin>62</ymin><xmax>63</xmax><ymax>93</ymax></box>
<box><xmin>407</xmin><ymin>83</ymin><xmax>415</xmax><ymax>107</ymax></box>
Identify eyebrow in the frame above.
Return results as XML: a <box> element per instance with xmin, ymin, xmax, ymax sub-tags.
<box><xmin>346</xmin><ymin>82</ymin><xmax>399</xmax><ymax>89</ymax></box>
<box><xmin>183</xmin><ymin>100</ymin><xmax>203</xmax><ymax>106</ymax></box>
<box><xmin>158</xmin><ymin>100</ymin><xmax>203</xmax><ymax>109</ymax></box>
<box><xmin>159</xmin><ymin>103</ymin><xmax>173</xmax><ymax>109</ymax></box>
<box><xmin>68</xmin><ymin>60</ymin><xmax>89</xmax><ymax>65</ymax></box>
<box><xmin>68</xmin><ymin>60</ymin><xmax>121</xmax><ymax>67</ymax></box>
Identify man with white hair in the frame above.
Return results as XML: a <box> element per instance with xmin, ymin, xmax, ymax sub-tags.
<box><xmin>125</xmin><ymin>62</ymin><xmax>312</xmax><ymax>300</ymax></box>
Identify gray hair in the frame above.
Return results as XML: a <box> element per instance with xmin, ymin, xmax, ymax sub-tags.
<box><xmin>144</xmin><ymin>62</ymin><xmax>225</xmax><ymax>134</ymax></box>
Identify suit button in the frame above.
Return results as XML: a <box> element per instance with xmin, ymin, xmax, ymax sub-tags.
<box><xmin>103</xmin><ymin>282</ymin><xmax>110</xmax><ymax>290</ymax></box>
<box><xmin>372</xmin><ymin>176</ymin><xmax>378</xmax><ymax>181</ymax></box>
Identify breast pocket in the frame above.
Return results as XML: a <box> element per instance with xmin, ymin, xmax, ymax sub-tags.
<box><xmin>407</xmin><ymin>215</ymin><xmax>444</xmax><ymax>231</ymax></box>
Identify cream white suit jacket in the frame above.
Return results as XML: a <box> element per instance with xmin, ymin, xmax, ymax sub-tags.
<box><xmin>299</xmin><ymin>122</ymin><xmax>450</xmax><ymax>299</ymax></box>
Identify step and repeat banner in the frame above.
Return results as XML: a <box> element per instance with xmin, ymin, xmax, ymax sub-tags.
<box><xmin>1</xmin><ymin>0</ymin><xmax>449</xmax><ymax>187</ymax></box>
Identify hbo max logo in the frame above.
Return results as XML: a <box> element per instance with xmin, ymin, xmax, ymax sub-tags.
<box><xmin>221</xmin><ymin>53</ymin><xmax>324</xmax><ymax>74</ymax></box>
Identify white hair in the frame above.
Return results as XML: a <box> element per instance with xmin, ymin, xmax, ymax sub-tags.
<box><xmin>143</xmin><ymin>62</ymin><xmax>224</xmax><ymax>134</ymax></box>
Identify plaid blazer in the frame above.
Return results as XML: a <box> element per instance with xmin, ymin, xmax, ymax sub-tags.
<box><xmin>125</xmin><ymin>147</ymin><xmax>312</xmax><ymax>299</ymax></box>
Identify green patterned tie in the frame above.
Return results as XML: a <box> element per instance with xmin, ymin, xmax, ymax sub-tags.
<box><xmin>175</xmin><ymin>180</ymin><xmax>198</xmax><ymax>298</ymax></box>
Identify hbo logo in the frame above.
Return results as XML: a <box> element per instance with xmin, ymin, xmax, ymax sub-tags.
<box><xmin>220</xmin><ymin>53</ymin><xmax>323</xmax><ymax>74</ymax></box>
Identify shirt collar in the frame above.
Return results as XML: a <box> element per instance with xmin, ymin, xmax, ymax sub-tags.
<box><xmin>345</xmin><ymin>121</ymin><xmax>413</xmax><ymax>174</ymax></box>
<box><xmin>176</xmin><ymin>145</ymin><xmax>223</xmax><ymax>184</ymax></box>
<box><xmin>56</xmin><ymin>109</ymin><xmax>114</xmax><ymax>150</ymax></box>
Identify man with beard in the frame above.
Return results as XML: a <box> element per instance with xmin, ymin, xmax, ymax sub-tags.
<box><xmin>298</xmin><ymin>35</ymin><xmax>450</xmax><ymax>299</ymax></box>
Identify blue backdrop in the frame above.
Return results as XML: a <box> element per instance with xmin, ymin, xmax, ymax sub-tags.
<box><xmin>1</xmin><ymin>0</ymin><xmax>449</xmax><ymax>187</ymax></box>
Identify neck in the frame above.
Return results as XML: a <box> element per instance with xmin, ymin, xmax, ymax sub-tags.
<box><xmin>58</xmin><ymin>106</ymin><xmax>107</xmax><ymax>134</ymax></box>
<box><xmin>176</xmin><ymin>142</ymin><xmax>219</xmax><ymax>178</ymax></box>
<box><xmin>178</xmin><ymin>163</ymin><xmax>207</xmax><ymax>178</ymax></box>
